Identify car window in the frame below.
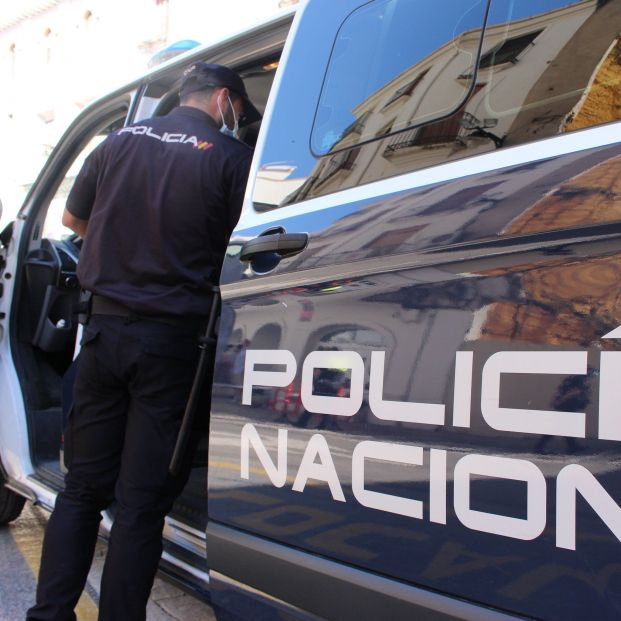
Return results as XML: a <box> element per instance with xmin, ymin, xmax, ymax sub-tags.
<box><xmin>479</xmin><ymin>0</ymin><xmax>621</xmax><ymax>144</ymax></box>
<box><xmin>42</xmin><ymin>134</ymin><xmax>106</xmax><ymax>240</ymax></box>
<box><xmin>253</xmin><ymin>0</ymin><xmax>621</xmax><ymax>210</ymax></box>
<box><xmin>40</xmin><ymin>114</ymin><xmax>126</xmax><ymax>240</ymax></box>
<box><xmin>311</xmin><ymin>0</ymin><xmax>489</xmax><ymax>156</ymax></box>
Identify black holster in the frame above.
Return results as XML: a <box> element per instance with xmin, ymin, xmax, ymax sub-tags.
<box><xmin>76</xmin><ymin>289</ymin><xmax>93</xmax><ymax>325</ymax></box>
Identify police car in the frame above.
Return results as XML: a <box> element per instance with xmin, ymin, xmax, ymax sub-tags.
<box><xmin>2</xmin><ymin>1</ymin><xmax>621</xmax><ymax>619</ymax></box>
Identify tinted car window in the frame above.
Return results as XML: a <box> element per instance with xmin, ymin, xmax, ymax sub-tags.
<box><xmin>311</xmin><ymin>0</ymin><xmax>489</xmax><ymax>156</ymax></box>
<box><xmin>480</xmin><ymin>0</ymin><xmax>621</xmax><ymax>145</ymax></box>
<box><xmin>253</xmin><ymin>0</ymin><xmax>621</xmax><ymax>211</ymax></box>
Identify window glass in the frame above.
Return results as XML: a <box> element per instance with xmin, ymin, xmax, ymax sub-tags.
<box><xmin>479</xmin><ymin>0</ymin><xmax>621</xmax><ymax>145</ymax></box>
<box><xmin>42</xmin><ymin>116</ymin><xmax>124</xmax><ymax>240</ymax></box>
<box><xmin>311</xmin><ymin>0</ymin><xmax>489</xmax><ymax>156</ymax></box>
<box><xmin>252</xmin><ymin>0</ymin><xmax>621</xmax><ymax>212</ymax></box>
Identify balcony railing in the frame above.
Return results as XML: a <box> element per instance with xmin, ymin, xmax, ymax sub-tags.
<box><xmin>384</xmin><ymin>128</ymin><xmax>461</xmax><ymax>154</ymax></box>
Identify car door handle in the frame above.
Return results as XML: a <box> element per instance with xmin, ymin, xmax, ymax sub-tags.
<box><xmin>240</xmin><ymin>232</ymin><xmax>308</xmax><ymax>262</ymax></box>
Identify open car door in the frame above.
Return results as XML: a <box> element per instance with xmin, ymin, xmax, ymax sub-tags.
<box><xmin>0</xmin><ymin>91</ymin><xmax>133</xmax><ymax>519</ymax></box>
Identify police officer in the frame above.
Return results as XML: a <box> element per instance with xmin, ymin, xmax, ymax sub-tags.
<box><xmin>27</xmin><ymin>63</ymin><xmax>259</xmax><ymax>621</ymax></box>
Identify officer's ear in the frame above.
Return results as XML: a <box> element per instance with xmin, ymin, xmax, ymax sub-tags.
<box><xmin>215</xmin><ymin>87</ymin><xmax>230</xmax><ymax>107</ymax></box>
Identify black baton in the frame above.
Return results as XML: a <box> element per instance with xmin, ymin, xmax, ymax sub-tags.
<box><xmin>169</xmin><ymin>286</ymin><xmax>220</xmax><ymax>476</ymax></box>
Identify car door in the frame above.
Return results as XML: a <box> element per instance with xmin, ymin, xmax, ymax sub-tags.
<box><xmin>207</xmin><ymin>1</ymin><xmax>621</xmax><ymax>620</ymax></box>
<box><xmin>0</xmin><ymin>91</ymin><xmax>133</xmax><ymax>512</ymax></box>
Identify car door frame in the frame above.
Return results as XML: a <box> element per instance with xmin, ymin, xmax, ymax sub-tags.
<box><xmin>0</xmin><ymin>90</ymin><xmax>136</xmax><ymax>509</ymax></box>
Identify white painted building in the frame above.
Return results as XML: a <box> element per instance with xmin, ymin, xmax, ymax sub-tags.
<box><xmin>0</xmin><ymin>0</ymin><xmax>292</xmax><ymax>227</ymax></box>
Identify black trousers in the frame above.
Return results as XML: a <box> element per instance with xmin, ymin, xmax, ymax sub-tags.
<box><xmin>27</xmin><ymin>314</ymin><xmax>203</xmax><ymax>621</ymax></box>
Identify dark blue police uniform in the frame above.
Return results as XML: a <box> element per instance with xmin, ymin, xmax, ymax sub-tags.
<box><xmin>27</xmin><ymin>105</ymin><xmax>252</xmax><ymax>621</ymax></box>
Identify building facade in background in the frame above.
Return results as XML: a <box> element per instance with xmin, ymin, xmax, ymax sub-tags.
<box><xmin>0</xmin><ymin>0</ymin><xmax>291</xmax><ymax>225</ymax></box>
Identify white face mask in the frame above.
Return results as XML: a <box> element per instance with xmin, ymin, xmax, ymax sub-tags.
<box><xmin>217</xmin><ymin>95</ymin><xmax>239</xmax><ymax>139</ymax></box>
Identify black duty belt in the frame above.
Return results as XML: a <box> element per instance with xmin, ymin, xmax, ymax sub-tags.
<box><xmin>90</xmin><ymin>295</ymin><xmax>201</xmax><ymax>328</ymax></box>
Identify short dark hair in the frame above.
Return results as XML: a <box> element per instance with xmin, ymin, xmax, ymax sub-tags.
<box><xmin>179</xmin><ymin>84</ymin><xmax>214</xmax><ymax>105</ymax></box>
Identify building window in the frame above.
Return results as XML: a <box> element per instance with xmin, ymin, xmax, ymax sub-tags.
<box><xmin>43</xmin><ymin>28</ymin><xmax>52</xmax><ymax>65</ymax></box>
<box><xmin>384</xmin><ymin>84</ymin><xmax>486</xmax><ymax>153</ymax></box>
<box><xmin>376</xmin><ymin>121</ymin><xmax>394</xmax><ymax>138</ymax></box>
<box><xmin>9</xmin><ymin>42</ymin><xmax>16</xmax><ymax>81</ymax></box>
<box><xmin>341</xmin><ymin>111</ymin><xmax>372</xmax><ymax>138</ymax></box>
<box><xmin>318</xmin><ymin>147</ymin><xmax>361</xmax><ymax>185</ymax></box>
<box><xmin>479</xmin><ymin>30</ymin><xmax>542</xmax><ymax>69</ymax></box>
<box><xmin>383</xmin><ymin>69</ymin><xmax>430</xmax><ymax>109</ymax></box>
